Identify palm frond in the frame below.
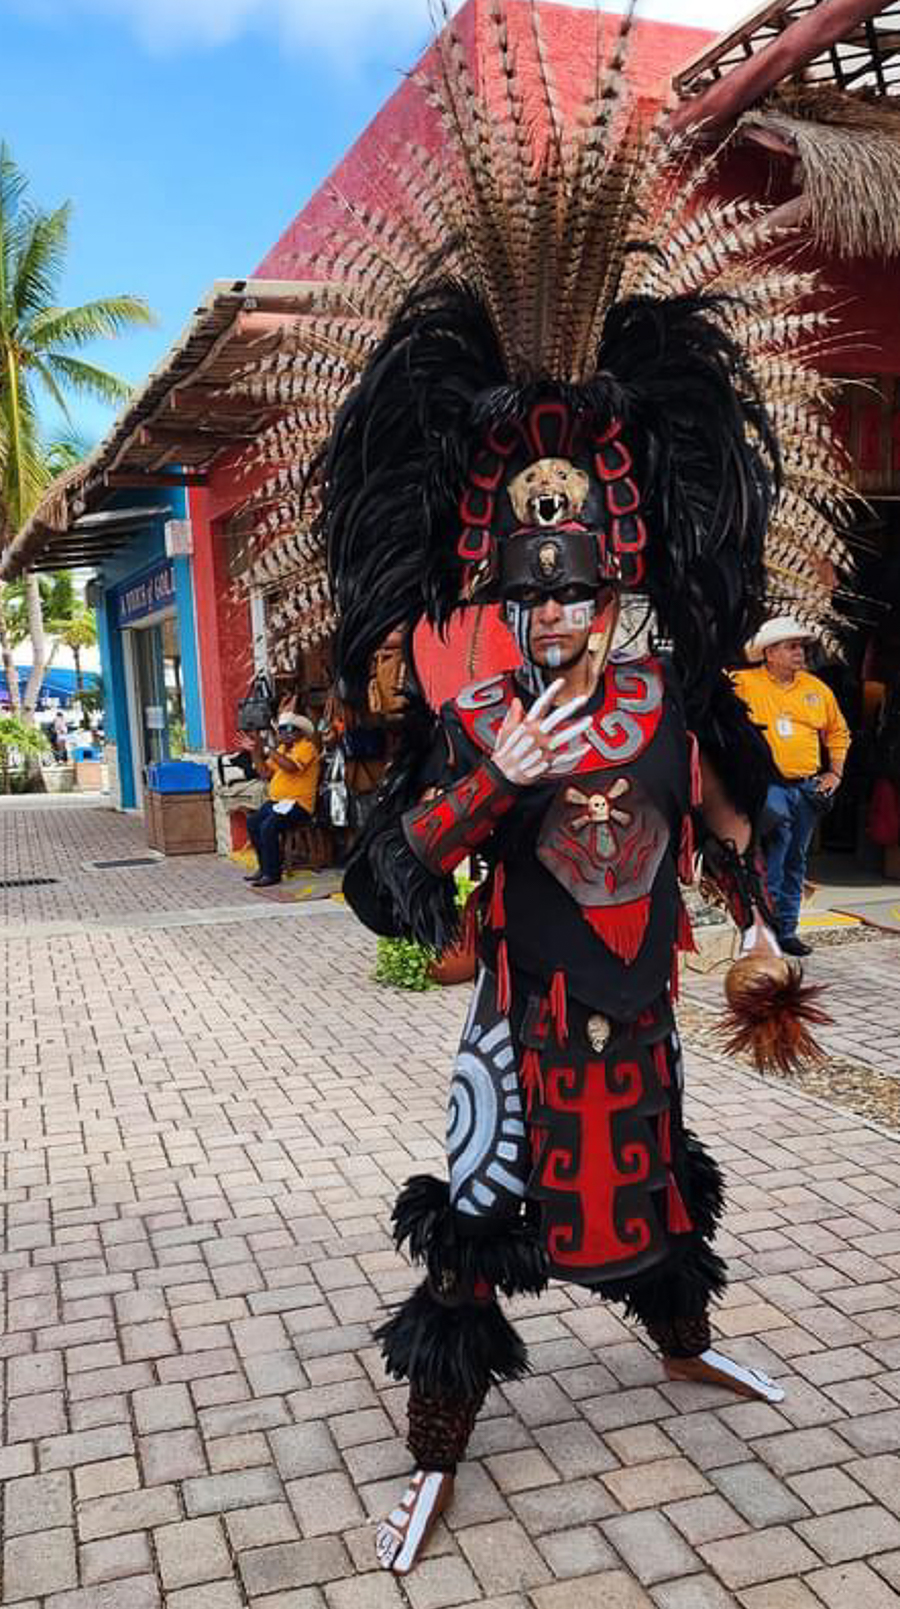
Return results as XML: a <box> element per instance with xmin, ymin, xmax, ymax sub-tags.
<box><xmin>12</xmin><ymin>203</ymin><xmax>70</xmax><ymax>323</ymax></box>
<box><xmin>29</xmin><ymin>295</ymin><xmax>155</xmax><ymax>350</ymax></box>
<box><xmin>42</xmin><ymin>354</ymin><xmax>133</xmax><ymax>406</ymax></box>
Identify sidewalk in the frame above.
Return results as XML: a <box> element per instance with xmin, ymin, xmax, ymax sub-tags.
<box><xmin>2</xmin><ymin>803</ymin><xmax>900</xmax><ymax>1609</ymax></box>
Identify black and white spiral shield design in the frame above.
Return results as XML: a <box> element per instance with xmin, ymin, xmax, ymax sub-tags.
<box><xmin>448</xmin><ymin>968</ymin><xmax>529</xmax><ymax>1221</ymax></box>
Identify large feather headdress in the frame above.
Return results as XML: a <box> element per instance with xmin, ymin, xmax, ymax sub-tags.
<box><xmin>229</xmin><ymin>0</ymin><xmax>852</xmax><ymax>702</ymax></box>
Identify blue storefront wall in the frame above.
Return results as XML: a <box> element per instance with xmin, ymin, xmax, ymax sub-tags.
<box><xmin>93</xmin><ymin>486</ymin><xmax>204</xmax><ymax>809</ymax></box>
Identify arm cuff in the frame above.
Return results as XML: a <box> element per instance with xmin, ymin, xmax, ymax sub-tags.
<box><xmin>402</xmin><ymin>760</ymin><xmax>517</xmax><ymax>875</ymax></box>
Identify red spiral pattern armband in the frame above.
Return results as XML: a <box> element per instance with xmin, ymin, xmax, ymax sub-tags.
<box><xmin>402</xmin><ymin>762</ymin><xmax>517</xmax><ymax>875</ymax></box>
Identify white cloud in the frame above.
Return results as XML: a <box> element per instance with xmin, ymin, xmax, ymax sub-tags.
<box><xmin>18</xmin><ymin>0</ymin><xmax>754</xmax><ymax>56</ymax></box>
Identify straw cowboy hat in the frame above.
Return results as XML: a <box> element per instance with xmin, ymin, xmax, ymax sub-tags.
<box><xmin>277</xmin><ymin>711</ymin><xmax>315</xmax><ymax>738</ymax></box>
<box><xmin>745</xmin><ymin>615</ymin><xmax>816</xmax><ymax>664</ymax></box>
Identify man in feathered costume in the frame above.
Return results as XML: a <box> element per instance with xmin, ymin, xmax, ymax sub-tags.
<box><xmin>241</xmin><ymin>1</ymin><xmax>848</xmax><ymax>1575</ymax></box>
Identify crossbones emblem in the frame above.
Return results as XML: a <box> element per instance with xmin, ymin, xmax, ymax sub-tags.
<box><xmin>565</xmin><ymin>778</ymin><xmax>632</xmax><ymax>859</ymax></box>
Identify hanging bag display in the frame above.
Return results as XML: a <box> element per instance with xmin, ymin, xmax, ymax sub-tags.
<box><xmin>237</xmin><ymin>672</ymin><xmax>276</xmax><ymax>733</ymax></box>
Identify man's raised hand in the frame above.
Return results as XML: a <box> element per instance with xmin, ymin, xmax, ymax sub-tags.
<box><xmin>493</xmin><ymin>679</ymin><xmax>592</xmax><ymax>785</ymax></box>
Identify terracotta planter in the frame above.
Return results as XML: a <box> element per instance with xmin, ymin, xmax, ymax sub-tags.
<box><xmin>429</xmin><ymin>941</ymin><xmax>477</xmax><ymax>986</ymax></box>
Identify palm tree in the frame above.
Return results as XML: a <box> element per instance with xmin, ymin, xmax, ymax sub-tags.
<box><xmin>0</xmin><ymin>142</ymin><xmax>153</xmax><ymax>738</ymax></box>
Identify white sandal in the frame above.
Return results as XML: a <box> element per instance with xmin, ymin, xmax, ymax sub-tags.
<box><xmin>375</xmin><ymin>1469</ymin><xmax>455</xmax><ymax>1574</ymax></box>
<box><xmin>664</xmin><ymin>1347</ymin><xmax>785</xmax><ymax>1403</ymax></box>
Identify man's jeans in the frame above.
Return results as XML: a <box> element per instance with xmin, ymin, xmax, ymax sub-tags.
<box><xmin>246</xmin><ymin>800</ymin><xmax>308</xmax><ymax>881</ymax></box>
<box><xmin>764</xmin><ymin>779</ymin><xmax>823</xmax><ymax>939</ymax></box>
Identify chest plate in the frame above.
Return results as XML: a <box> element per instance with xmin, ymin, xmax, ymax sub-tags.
<box><xmin>536</xmin><ymin>773</ymin><xmax>668</xmax><ymax>909</ymax></box>
<box><xmin>454</xmin><ymin>660</ymin><xmax>665</xmax><ymax>771</ymax></box>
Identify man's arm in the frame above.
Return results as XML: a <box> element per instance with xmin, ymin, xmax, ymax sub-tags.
<box><xmin>268</xmin><ymin>741</ymin><xmax>315</xmax><ymax>777</ymax></box>
<box><xmin>817</xmin><ymin>686</ymin><xmax>851</xmax><ymax>795</ymax></box>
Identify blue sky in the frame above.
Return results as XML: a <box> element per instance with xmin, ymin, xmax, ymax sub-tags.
<box><xmin>0</xmin><ymin>0</ymin><xmax>746</xmax><ymax>449</ymax></box>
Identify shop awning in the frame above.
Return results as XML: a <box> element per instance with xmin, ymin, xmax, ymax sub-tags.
<box><xmin>0</xmin><ymin>279</ymin><xmax>324</xmax><ymax>581</ymax></box>
<box><xmin>671</xmin><ymin>0</ymin><xmax>900</xmax><ymax>131</ymax></box>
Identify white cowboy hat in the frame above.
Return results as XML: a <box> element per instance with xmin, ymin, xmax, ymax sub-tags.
<box><xmin>277</xmin><ymin>712</ymin><xmax>315</xmax><ymax>738</ymax></box>
<box><xmin>744</xmin><ymin>615</ymin><xmax>816</xmax><ymax>664</ymax></box>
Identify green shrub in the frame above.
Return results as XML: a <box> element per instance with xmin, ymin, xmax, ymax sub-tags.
<box><xmin>375</xmin><ymin>935</ymin><xmax>436</xmax><ymax>992</ymax></box>
<box><xmin>0</xmin><ymin>715</ymin><xmax>49</xmax><ymax>793</ymax></box>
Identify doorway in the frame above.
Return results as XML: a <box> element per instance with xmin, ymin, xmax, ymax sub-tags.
<box><xmin>125</xmin><ymin>613</ymin><xmax>186</xmax><ymax>802</ymax></box>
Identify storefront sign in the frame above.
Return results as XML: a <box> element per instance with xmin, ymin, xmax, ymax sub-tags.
<box><xmin>116</xmin><ymin>561</ymin><xmax>176</xmax><ymax>628</ymax></box>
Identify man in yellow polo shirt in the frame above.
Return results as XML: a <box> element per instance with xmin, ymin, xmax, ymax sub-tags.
<box><xmin>246</xmin><ymin>712</ymin><xmax>321</xmax><ymax>888</ymax></box>
<box><xmin>733</xmin><ymin>617</ymin><xmax>850</xmax><ymax>957</ymax></box>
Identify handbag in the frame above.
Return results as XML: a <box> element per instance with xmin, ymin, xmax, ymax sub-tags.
<box><xmin>237</xmin><ymin>673</ymin><xmax>276</xmax><ymax>733</ymax></box>
<box><xmin>217</xmin><ymin>750</ymin><xmax>256</xmax><ymax>786</ymax></box>
<box><xmin>322</xmin><ymin>744</ymin><xmax>349</xmax><ymax>828</ymax></box>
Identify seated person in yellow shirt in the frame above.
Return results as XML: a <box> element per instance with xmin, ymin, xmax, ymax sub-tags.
<box><xmin>246</xmin><ymin>712</ymin><xmax>321</xmax><ymax>888</ymax></box>
<box><xmin>733</xmin><ymin>617</ymin><xmax>850</xmax><ymax>957</ymax></box>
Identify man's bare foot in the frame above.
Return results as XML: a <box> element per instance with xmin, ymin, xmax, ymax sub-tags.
<box><xmin>375</xmin><ymin>1469</ymin><xmax>454</xmax><ymax>1574</ymax></box>
<box><xmin>664</xmin><ymin>1347</ymin><xmax>785</xmax><ymax>1403</ymax></box>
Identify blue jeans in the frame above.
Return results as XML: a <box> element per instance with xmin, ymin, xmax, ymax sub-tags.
<box><xmin>764</xmin><ymin>780</ymin><xmax>822</xmax><ymax>938</ymax></box>
<box><xmin>246</xmin><ymin>800</ymin><xmax>308</xmax><ymax>881</ymax></box>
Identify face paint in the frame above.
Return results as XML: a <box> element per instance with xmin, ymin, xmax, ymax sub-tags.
<box><xmin>558</xmin><ymin>600</ymin><xmax>593</xmax><ymax>633</ymax></box>
<box><xmin>503</xmin><ymin>600</ymin><xmax>548</xmax><ymax>694</ymax></box>
<box><xmin>546</xmin><ymin>644</ymin><xmax>562</xmax><ymax>668</ymax></box>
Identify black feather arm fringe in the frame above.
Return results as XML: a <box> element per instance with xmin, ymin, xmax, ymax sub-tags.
<box><xmin>689</xmin><ymin>673</ymin><xmax>777</xmax><ymax>825</ymax></box>
<box><xmin>376</xmin><ymin>1280</ymin><xmax>528</xmax><ymax>1398</ymax></box>
<box><xmin>368</xmin><ymin>828</ymin><xmax>459</xmax><ymax>952</ymax></box>
<box><xmin>392</xmin><ymin>1175</ymin><xmax>548</xmax><ymax>1299</ymax></box>
<box><xmin>341</xmin><ymin>689</ymin><xmax>459</xmax><ymax>948</ymax></box>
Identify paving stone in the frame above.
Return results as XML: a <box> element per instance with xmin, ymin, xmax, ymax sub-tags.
<box><xmin>4</xmin><ymin>1527</ymin><xmax>78</xmax><ymax>1600</ymax></box>
<box><xmin>132</xmin><ymin>1383</ymin><xmax>194</xmax><ymax>1433</ymax></box>
<box><xmin>749</xmin><ymin>1428</ymin><xmax>852</xmax><ymax>1476</ymax></box>
<box><xmin>735</xmin><ymin>1583</ymin><xmax>820</xmax><ymax>1609</ymax></box>
<box><xmin>40</xmin><ymin>1425</ymin><xmax>134</xmax><ymax>1471</ymax></box>
<box><xmin>531</xmin><ymin>1571</ymin><xmax>654</xmax><ymax>1606</ymax></box>
<box><xmin>140</xmin><ymin>1427</ymin><xmax>207</xmax><ymax>1483</ymax></box>
<box><xmin>603</xmin><ymin>1457</ymin><xmax>710</xmax><ymax>1511</ymax></box>
<box><xmin>155</xmin><ymin>1517</ymin><xmax>232</xmax><ymax>1589</ymax></box>
<box><xmin>804</xmin><ymin>1561</ymin><xmax>900</xmax><ymax>1608</ymax></box>
<box><xmin>534</xmin><ymin>1420</ymin><xmax>619</xmax><ymax>1478</ymax></box>
<box><xmin>44</xmin><ymin>1575</ymin><xmax>160</xmax><ymax>1608</ymax></box>
<box><xmin>786</xmin><ymin>1465</ymin><xmax>868</xmax><ymax>1514</ymax></box>
<box><xmin>650</xmin><ymin>1575</ymin><xmax>736</xmax><ymax>1609</ymax></box>
<box><xmin>711</xmin><ymin>1461</ymin><xmax>810</xmax><ymax>1526</ymax></box>
<box><xmin>238</xmin><ymin>1537</ymin><xmax>352</xmax><ymax>1594</ymax></box>
<box><xmin>665</xmin><ymin>1413</ymin><xmax>753</xmax><ymax>1471</ymax></box>
<box><xmin>166</xmin><ymin>1584</ymin><xmax>243</xmax><ymax>1609</ymax></box>
<box><xmin>4</xmin><ymin>1471</ymin><xmax>72</xmax><ymax>1535</ymax></box>
<box><xmin>602</xmin><ymin>1512</ymin><xmax>702</xmax><ymax>1586</ymax></box>
<box><xmin>537</xmin><ymin>1526</ymin><xmax>618</xmax><ymax>1580</ymax></box>
<box><xmin>225</xmin><ymin>1502</ymin><xmax>300</xmax><ymax>1550</ymax></box>
<box><xmin>698</xmin><ymin>1527</ymin><xmax>820</xmax><ymax>1589</ymax></box>
<box><xmin>324</xmin><ymin>1574</ymin><xmax>407</xmax><ymax>1609</ymax></box>
<box><xmin>77</xmin><ymin>1485</ymin><xmax>181</xmax><ymax>1541</ymax></box>
<box><xmin>485</xmin><ymin>1449</ymin><xmax>560</xmax><ymax>1494</ymax></box>
<box><xmin>664</xmin><ymin>1493</ymin><xmax>749</xmax><ymax>1546</ymax></box>
<box><xmin>456</xmin><ymin>1518</ymin><xmax>552</xmax><ymax>1593</ymax></box>
<box><xmin>79</xmin><ymin>1532</ymin><xmax>153</xmax><ymax>1585</ymax></box>
<box><xmin>510</xmin><ymin>1477</ymin><xmax>618</xmax><ymax>1533</ymax></box>
<box><xmin>794</xmin><ymin>1503</ymin><xmax>900</xmax><ymax>1563</ymax></box>
<box><xmin>287</xmin><ymin>1471</ymin><xmax>366</xmax><ymax>1537</ymax></box>
<box><xmin>401</xmin><ymin>1553</ymin><xmax>483</xmax><ymax>1609</ymax></box>
<box><xmin>184</xmin><ymin>1466</ymin><xmax>285</xmax><ymax>1516</ymax></box>
<box><xmin>269</xmin><ymin>1421</ymin><xmax>341</xmax><ymax>1479</ymax></box>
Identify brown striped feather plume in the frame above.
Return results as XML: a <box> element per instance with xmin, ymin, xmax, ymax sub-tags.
<box><xmin>222</xmin><ymin>0</ymin><xmax>854</xmax><ymax>672</ymax></box>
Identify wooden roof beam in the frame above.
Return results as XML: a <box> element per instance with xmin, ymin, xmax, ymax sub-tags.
<box><xmin>670</xmin><ymin>0</ymin><xmax>893</xmax><ymax>134</ymax></box>
<box><xmin>102</xmin><ymin>471</ymin><xmax>208</xmax><ymax>489</ymax></box>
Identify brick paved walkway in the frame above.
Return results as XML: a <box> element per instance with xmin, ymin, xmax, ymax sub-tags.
<box><xmin>2</xmin><ymin>804</ymin><xmax>900</xmax><ymax>1608</ymax></box>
